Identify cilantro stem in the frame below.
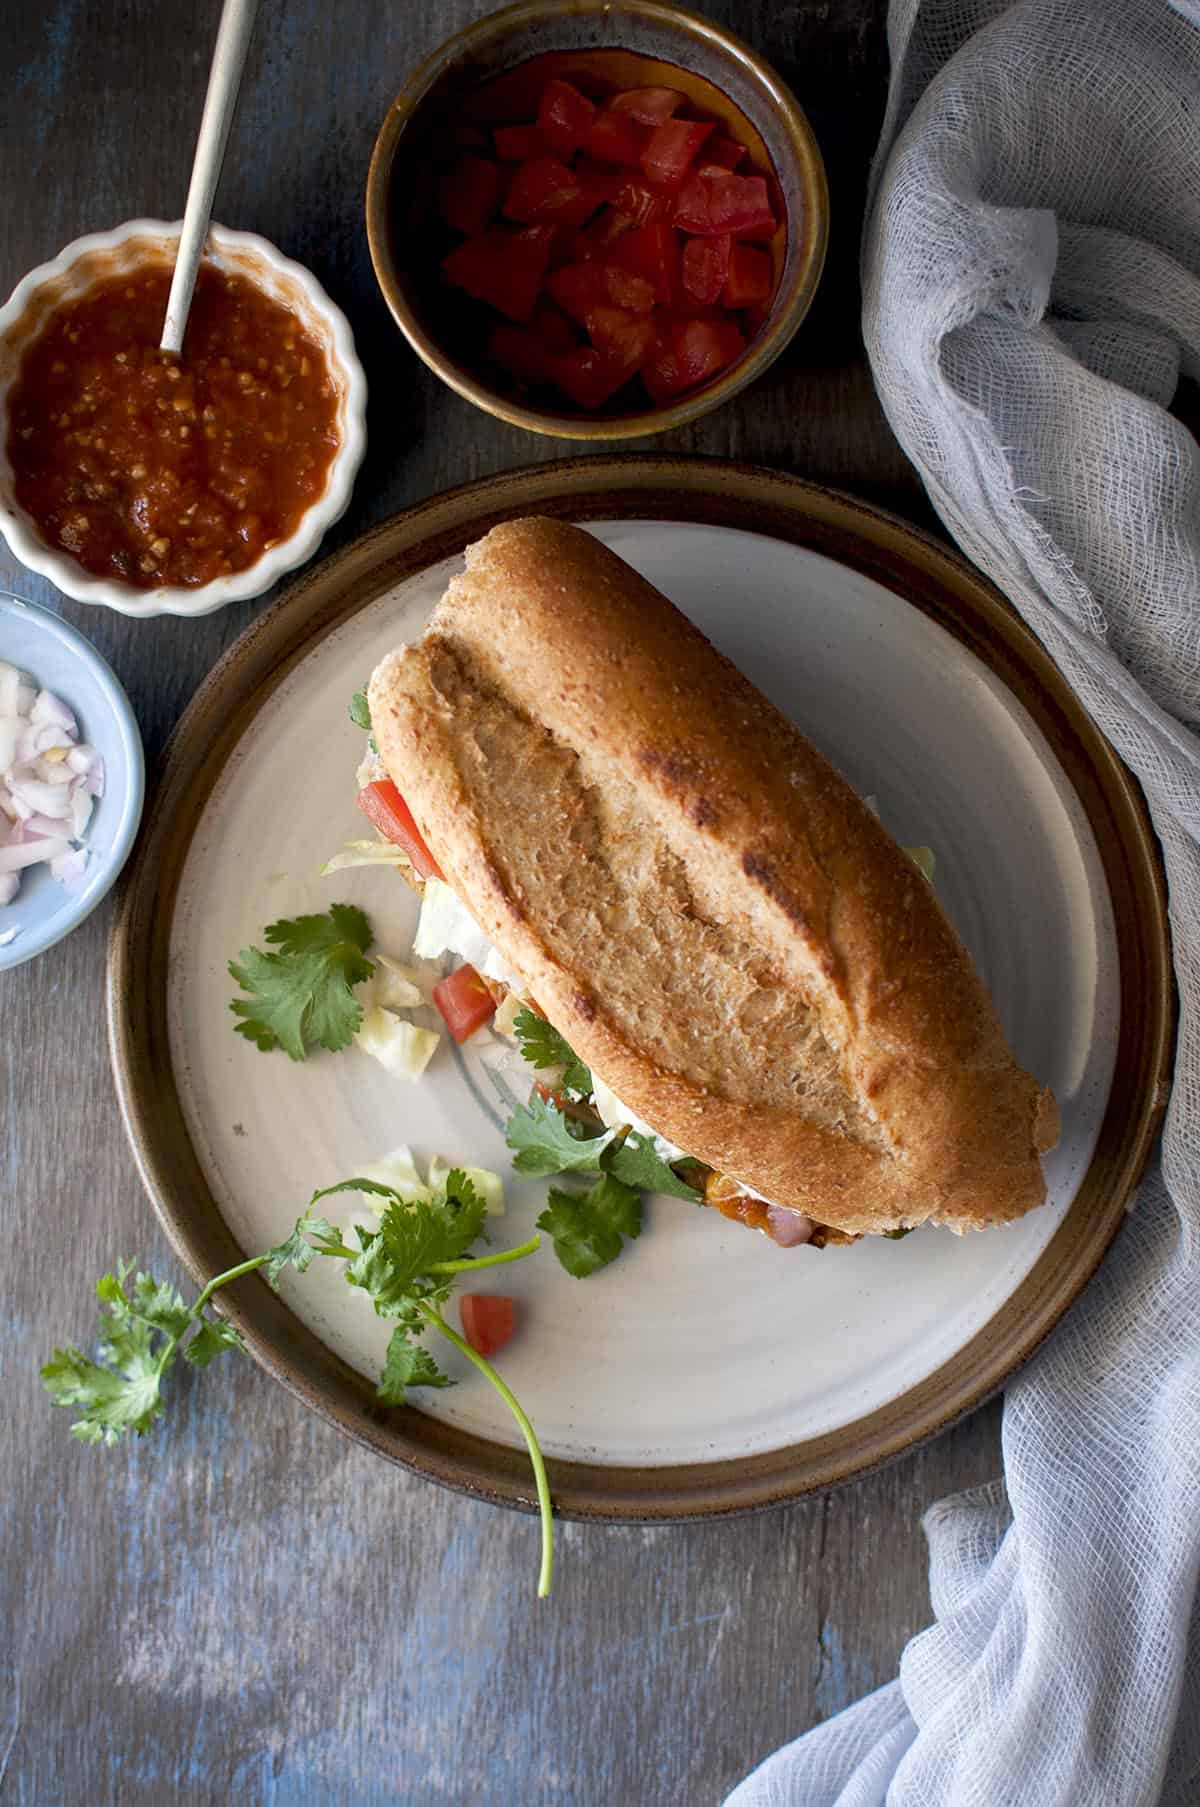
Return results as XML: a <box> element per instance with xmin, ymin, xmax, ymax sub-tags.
<box><xmin>148</xmin><ymin>1254</ymin><xmax>271</xmax><ymax>1384</ymax></box>
<box><xmin>419</xmin><ymin>1302</ymin><xmax>554</xmax><ymax>1599</ymax></box>
<box><xmin>192</xmin><ymin>1254</ymin><xmax>270</xmax><ymax>1316</ymax></box>
<box><xmin>430</xmin><ymin>1233</ymin><xmax>541</xmax><ymax>1277</ymax></box>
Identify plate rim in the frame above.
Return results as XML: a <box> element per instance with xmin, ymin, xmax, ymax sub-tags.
<box><xmin>107</xmin><ymin>455</ymin><xmax>1175</xmax><ymax>1522</ymax></box>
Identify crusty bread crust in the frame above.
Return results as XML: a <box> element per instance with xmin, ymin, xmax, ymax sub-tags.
<box><xmin>368</xmin><ymin>519</ymin><xmax>1058</xmax><ymax>1236</ymax></box>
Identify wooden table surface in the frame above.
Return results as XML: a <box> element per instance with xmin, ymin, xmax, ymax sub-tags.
<box><xmin>1</xmin><ymin>3</ymin><xmax>1007</xmax><ymax>1802</ymax></box>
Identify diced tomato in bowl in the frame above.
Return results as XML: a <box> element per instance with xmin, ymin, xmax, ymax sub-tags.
<box><xmin>609</xmin><ymin>86</ymin><xmax>685</xmax><ymax>124</ymax></box>
<box><xmin>536</xmin><ymin>78</ymin><xmax>596</xmax><ymax>156</ymax></box>
<box><xmin>640</xmin><ymin>118</ymin><xmax>714</xmax><ymax>187</ymax></box>
<box><xmin>644</xmin><ymin>317</ymin><xmax>747</xmax><ymax>402</ymax></box>
<box><xmin>425</xmin><ymin>61</ymin><xmax>790</xmax><ymax>418</ymax></box>
<box><xmin>441</xmin><ymin>223</ymin><xmax>555</xmax><ymax>323</ymax></box>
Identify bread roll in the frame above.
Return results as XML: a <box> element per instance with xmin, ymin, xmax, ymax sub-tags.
<box><xmin>368</xmin><ymin>518</ymin><xmax>1058</xmax><ymax>1236</ymax></box>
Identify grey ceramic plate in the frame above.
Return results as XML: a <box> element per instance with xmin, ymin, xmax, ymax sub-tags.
<box><xmin>108</xmin><ymin>458</ymin><xmax>1173</xmax><ymax>1521</ymax></box>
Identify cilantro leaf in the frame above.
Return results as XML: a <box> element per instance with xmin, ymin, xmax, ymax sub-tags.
<box><xmin>345</xmin><ymin>1174</ymin><xmax>488</xmax><ymax>1318</ymax></box>
<box><xmin>506</xmin><ymin>1093</ymin><xmax>610</xmax><ymax>1178</ymax></box>
<box><xmin>537</xmin><ymin>1174</ymin><xmax>643</xmax><ymax>1277</ymax></box>
<box><xmin>229</xmin><ymin>905</ymin><xmax>374</xmax><ymax>1060</ymax></box>
<box><xmin>377</xmin><ymin>1325</ymin><xmax>451</xmax><ymax>1404</ymax></box>
<box><xmin>127</xmin><ymin>1271</ymin><xmax>193</xmax><ymax>1340</ymax></box>
<box><xmin>184</xmin><ymin>1316</ymin><xmax>246</xmax><ymax>1367</ymax></box>
<box><xmin>604</xmin><ymin>1132</ymin><xmax>701</xmax><ymax>1202</ymax></box>
<box><xmin>512</xmin><ymin>1008</ymin><xmax>593</xmax><ymax>1098</ymax></box>
<box><xmin>349</xmin><ymin>687</ymin><xmax>378</xmax><ymax>752</ymax></box>
<box><xmin>42</xmin><ymin>1264</ymin><xmax>173</xmax><ymax>1445</ymax></box>
<box><xmin>41</xmin><ymin>1343</ymin><xmax>166</xmax><ymax>1444</ymax></box>
<box><xmin>263</xmin><ymin>1212</ymin><xmax>355</xmax><ymax>1288</ymax></box>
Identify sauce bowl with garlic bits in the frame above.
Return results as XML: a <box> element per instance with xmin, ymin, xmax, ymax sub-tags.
<box><xmin>0</xmin><ymin>220</ymin><xmax>367</xmax><ymax>619</ymax></box>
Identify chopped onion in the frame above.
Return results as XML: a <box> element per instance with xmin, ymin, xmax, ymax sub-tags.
<box><xmin>766</xmin><ymin>1204</ymin><xmax>815</xmax><ymax>1247</ymax></box>
<box><xmin>0</xmin><ymin>667</ymin><xmax>103</xmax><ymax>909</ymax></box>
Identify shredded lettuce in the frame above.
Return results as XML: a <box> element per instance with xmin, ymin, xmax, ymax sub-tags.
<box><xmin>369</xmin><ymin>954</ymin><xmax>424</xmax><ymax>1011</ymax></box>
<box><xmin>346</xmin><ymin>1142</ymin><xmax>431</xmax><ymax>1199</ymax></box>
<box><xmin>590</xmin><ymin>1072</ymin><xmax>686</xmax><ymax>1163</ymax></box>
<box><xmin>320</xmin><ymin>840</ymin><xmax>412</xmax><ymax>876</ymax></box>
<box><xmin>412</xmin><ymin>877</ymin><xmax>493</xmax><ymax>966</ymax></box>
<box><xmin>343</xmin><ymin>1144</ymin><xmax>505</xmax><ymax>1217</ymax></box>
<box><xmin>905</xmin><ymin>845</ymin><xmax>936</xmax><ymax>884</ymax></box>
<box><xmin>354</xmin><ymin>1006</ymin><xmax>440</xmax><ymax>1080</ymax></box>
<box><xmin>426</xmin><ymin>1154</ymin><xmax>505</xmax><ymax>1217</ymax></box>
<box><xmin>492</xmin><ymin>989</ymin><xmax>527</xmax><ymax>1038</ymax></box>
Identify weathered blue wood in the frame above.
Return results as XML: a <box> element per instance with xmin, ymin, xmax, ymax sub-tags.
<box><xmin>0</xmin><ymin>2</ymin><xmax>1004</xmax><ymax>1802</ymax></box>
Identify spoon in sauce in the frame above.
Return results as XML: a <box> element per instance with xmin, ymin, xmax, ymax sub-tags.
<box><xmin>160</xmin><ymin>0</ymin><xmax>260</xmax><ymax>356</ymax></box>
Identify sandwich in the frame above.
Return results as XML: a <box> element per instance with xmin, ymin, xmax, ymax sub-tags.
<box><xmin>359</xmin><ymin>518</ymin><xmax>1059</xmax><ymax>1248</ymax></box>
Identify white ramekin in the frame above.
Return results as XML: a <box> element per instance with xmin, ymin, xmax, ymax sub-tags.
<box><xmin>0</xmin><ymin>219</ymin><xmax>368</xmax><ymax>619</ymax></box>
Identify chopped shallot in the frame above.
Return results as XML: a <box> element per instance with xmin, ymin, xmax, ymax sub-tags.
<box><xmin>766</xmin><ymin>1204</ymin><xmax>815</xmax><ymax>1247</ymax></box>
<box><xmin>0</xmin><ymin>664</ymin><xmax>103</xmax><ymax>908</ymax></box>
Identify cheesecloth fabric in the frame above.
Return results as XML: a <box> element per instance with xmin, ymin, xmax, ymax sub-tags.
<box><xmin>725</xmin><ymin>3</ymin><xmax>1200</xmax><ymax>1801</ymax></box>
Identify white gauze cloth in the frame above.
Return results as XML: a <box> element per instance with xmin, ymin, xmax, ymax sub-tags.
<box><xmin>726</xmin><ymin>3</ymin><xmax>1200</xmax><ymax>1803</ymax></box>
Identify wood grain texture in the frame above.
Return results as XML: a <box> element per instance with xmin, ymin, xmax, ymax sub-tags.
<box><xmin>0</xmin><ymin>3</ymin><xmax>1000</xmax><ymax>1804</ymax></box>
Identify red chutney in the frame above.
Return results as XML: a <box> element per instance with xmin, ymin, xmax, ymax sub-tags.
<box><xmin>7</xmin><ymin>264</ymin><xmax>341</xmax><ymax>589</ymax></box>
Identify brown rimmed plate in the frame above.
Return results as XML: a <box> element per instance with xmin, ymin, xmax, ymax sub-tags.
<box><xmin>108</xmin><ymin>457</ymin><xmax>1173</xmax><ymax>1522</ymax></box>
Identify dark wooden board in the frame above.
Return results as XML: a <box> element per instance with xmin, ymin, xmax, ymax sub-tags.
<box><xmin>0</xmin><ymin>3</ymin><xmax>1002</xmax><ymax>1802</ymax></box>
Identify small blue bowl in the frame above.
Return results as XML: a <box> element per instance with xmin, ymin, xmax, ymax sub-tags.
<box><xmin>0</xmin><ymin>593</ymin><xmax>144</xmax><ymax>970</ymax></box>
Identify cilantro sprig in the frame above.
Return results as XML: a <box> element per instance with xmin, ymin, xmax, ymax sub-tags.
<box><xmin>512</xmin><ymin>1008</ymin><xmax>593</xmax><ymax>1099</ymax></box>
<box><xmin>44</xmin><ymin>1174</ymin><xmax>554</xmax><ymax>1598</ymax></box>
<box><xmin>505</xmin><ymin>1013</ymin><xmax>702</xmax><ymax>1275</ymax></box>
<box><xmin>537</xmin><ymin>1175</ymin><xmax>642</xmax><ymax>1278</ymax></box>
<box><xmin>229</xmin><ymin>904</ymin><xmax>374</xmax><ymax>1060</ymax></box>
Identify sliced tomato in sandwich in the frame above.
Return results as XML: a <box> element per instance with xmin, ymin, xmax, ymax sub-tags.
<box><xmin>356</xmin><ymin>779</ymin><xmax>445</xmax><ymax>881</ymax></box>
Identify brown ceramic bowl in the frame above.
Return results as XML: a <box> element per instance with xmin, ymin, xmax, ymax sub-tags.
<box><xmin>365</xmin><ymin>0</ymin><xmax>828</xmax><ymax>438</ymax></box>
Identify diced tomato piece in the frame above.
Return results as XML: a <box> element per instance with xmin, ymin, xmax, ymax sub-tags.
<box><xmin>609</xmin><ymin>86</ymin><xmax>685</xmax><ymax>125</ymax></box>
<box><xmin>531</xmin><ymin>300</ymin><xmax>578</xmax><ymax>351</ymax></box>
<box><xmin>441</xmin><ymin>224</ymin><xmax>555</xmax><ymax>323</ymax></box>
<box><xmin>600</xmin><ymin>262</ymin><xmax>656</xmax><ymax>312</ymax></box>
<box><xmin>575</xmin><ymin>207</ymin><xmax>636</xmax><ymax>260</ymax></box>
<box><xmin>681</xmin><ymin>231</ymin><xmax>732</xmax><ymax>305</ymax></box>
<box><xmin>437</xmin><ymin>154</ymin><xmax>502</xmax><ymax>237</ymax></box>
<box><xmin>546</xmin><ymin>260</ymin><xmax>605</xmax><ymax>324</ymax></box>
<box><xmin>433</xmin><ymin>962</ymin><xmax>497</xmax><ymax>1043</ymax></box>
<box><xmin>586</xmin><ymin>107</ymin><xmax>648</xmax><ymax>165</ymax></box>
<box><xmin>640</xmin><ymin>119</ymin><xmax>714</xmax><ymax>187</ymax></box>
<box><xmin>722</xmin><ymin>241</ymin><xmax>773</xmax><ymax>307</ymax></box>
<box><xmin>704</xmin><ymin>172</ymin><xmax>777</xmax><ymax>238</ymax></box>
<box><xmin>503</xmin><ymin>156</ymin><xmax>587</xmax><ymax>224</ymax></box>
<box><xmin>698</xmin><ymin>134</ymin><xmax>745</xmax><ymax>173</ymax></box>
<box><xmin>356</xmin><ymin>781</ymin><xmax>444</xmax><ymax>881</ymax></box>
<box><xmin>574</xmin><ymin>160</ymin><xmax>624</xmax><ymax>204</ymax></box>
<box><xmin>488</xmin><ymin>322</ymin><xmax>561</xmax><ymax>387</ymax></box>
<box><xmin>494</xmin><ymin>123</ymin><xmax>552</xmax><ymax>161</ymax></box>
<box><xmin>459</xmin><ymin>1294</ymin><xmax>517</xmax><ymax>1358</ymax></box>
<box><xmin>611</xmin><ymin>221</ymin><xmax>680</xmax><ymax>304</ymax></box>
<box><xmin>555</xmin><ymin>344</ymin><xmax>643</xmax><ymax>409</ymax></box>
<box><xmin>584</xmin><ymin>304</ymin><xmax>656</xmax><ymax>366</ymax></box>
<box><xmin>536</xmin><ymin>78</ymin><xmax>596</xmax><ymax>155</ymax></box>
<box><xmin>612</xmin><ymin>174</ymin><xmax>677</xmax><ymax>227</ymax></box>
<box><xmin>672</xmin><ymin>172</ymin><xmax>712</xmax><ymax>232</ymax></box>
<box><xmin>741</xmin><ymin>299</ymin><xmax>772</xmax><ymax>334</ymax></box>
<box><xmin>451</xmin><ymin>122</ymin><xmax>491</xmax><ymax>152</ymax></box>
<box><xmin>643</xmin><ymin>317</ymin><xmax>746</xmax><ymax>401</ymax></box>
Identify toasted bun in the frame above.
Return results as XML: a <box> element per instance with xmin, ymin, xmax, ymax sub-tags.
<box><xmin>368</xmin><ymin>519</ymin><xmax>1058</xmax><ymax>1236</ymax></box>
